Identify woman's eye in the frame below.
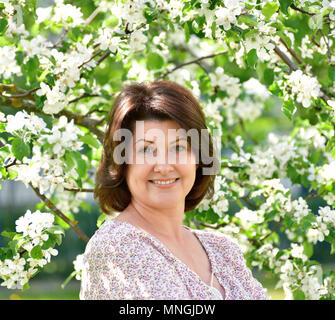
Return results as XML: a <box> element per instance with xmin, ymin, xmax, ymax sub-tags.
<box><xmin>139</xmin><ymin>146</ymin><xmax>155</xmax><ymax>154</ymax></box>
<box><xmin>173</xmin><ymin>145</ymin><xmax>187</xmax><ymax>152</ymax></box>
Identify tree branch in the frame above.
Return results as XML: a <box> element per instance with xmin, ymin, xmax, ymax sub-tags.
<box><xmin>84</xmin><ymin>7</ymin><xmax>101</xmax><ymax>26</ymax></box>
<box><xmin>68</xmin><ymin>93</ymin><xmax>100</xmax><ymax>104</ymax></box>
<box><xmin>259</xmin><ymin>219</ymin><xmax>283</xmax><ymax>242</ymax></box>
<box><xmin>64</xmin><ymin>187</ymin><xmax>94</xmax><ymax>193</ymax></box>
<box><xmin>156</xmin><ymin>51</ymin><xmax>228</xmax><ymax>81</ymax></box>
<box><xmin>279</xmin><ymin>38</ymin><xmax>303</xmax><ymax>66</ymax></box>
<box><xmin>273</xmin><ymin>44</ymin><xmax>299</xmax><ymax>72</ymax></box>
<box><xmin>30</xmin><ymin>183</ymin><xmax>90</xmax><ymax>243</ymax></box>
<box><xmin>0</xmin><ymin>97</ymin><xmax>105</xmax><ymax>143</ymax></box>
<box><xmin>289</xmin><ymin>4</ymin><xmax>315</xmax><ymax>16</ymax></box>
<box><xmin>51</xmin><ymin>7</ymin><xmax>101</xmax><ymax>49</ymax></box>
<box><xmin>273</xmin><ymin>43</ymin><xmax>330</xmax><ymax>103</ymax></box>
<box><xmin>238</xmin><ymin>118</ymin><xmax>258</xmax><ymax>144</ymax></box>
<box><xmin>52</xmin><ymin>28</ymin><xmax>69</xmax><ymax>49</ymax></box>
<box><xmin>78</xmin><ymin>50</ymin><xmax>104</xmax><ymax>69</ymax></box>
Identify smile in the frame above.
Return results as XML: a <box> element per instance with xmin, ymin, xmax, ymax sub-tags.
<box><xmin>149</xmin><ymin>178</ymin><xmax>179</xmax><ymax>185</ymax></box>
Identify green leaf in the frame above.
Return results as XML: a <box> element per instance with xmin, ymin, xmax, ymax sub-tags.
<box><xmin>247</xmin><ymin>49</ymin><xmax>258</xmax><ymax>68</ymax></box>
<box><xmin>0</xmin><ymin>145</ymin><xmax>10</xmax><ymax>162</ymax></box>
<box><xmin>329</xmin><ymin>66</ymin><xmax>335</xmax><ymax>81</ymax></box>
<box><xmin>0</xmin><ymin>18</ymin><xmax>8</xmax><ymax>35</ymax></box>
<box><xmin>262</xmin><ymin>2</ymin><xmax>279</xmax><ymax>20</ymax></box>
<box><xmin>70</xmin><ymin>151</ymin><xmax>87</xmax><ymax>178</ymax></box>
<box><xmin>310</xmin><ymin>150</ymin><xmax>321</xmax><ymax>164</ymax></box>
<box><xmin>22</xmin><ymin>281</ymin><xmax>30</xmax><ymax>292</ymax></box>
<box><xmin>308</xmin><ymin>13</ymin><xmax>323</xmax><ymax>30</ymax></box>
<box><xmin>0</xmin><ymin>123</ymin><xmax>6</xmax><ymax>133</ymax></box>
<box><xmin>146</xmin><ymin>52</ymin><xmax>164</xmax><ymax>70</ymax></box>
<box><xmin>8</xmin><ymin>240</ymin><xmax>18</xmax><ymax>253</ymax></box>
<box><xmin>8</xmin><ymin>169</ymin><xmax>18</xmax><ymax>180</ymax></box>
<box><xmin>184</xmin><ymin>23</ymin><xmax>190</xmax><ymax>43</ymax></box>
<box><xmin>23</xmin><ymin>55</ymin><xmax>40</xmax><ymax>81</ymax></box>
<box><xmin>46</xmin><ymin>225</ymin><xmax>65</xmax><ymax>236</ymax></box>
<box><xmin>97</xmin><ymin>213</ymin><xmax>107</xmax><ymax>228</ymax></box>
<box><xmin>11</xmin><ymin>138</ymin><xmax>31</xmax><ymax>161</ymax></box>
<box><xmin>41</xmin><ymin>236</ymin><xmax>55</xmax><ymax>250</ymax></box>
<box><xmin>63</xmin><ymin>151</ymin><xmax>76</xmax><ymax>172</ymax></box>
<box><xmin>325</xmin><ymin>230</ymin><xmax>335</xmax><ymax>254</ymax></box>
<box><xmin>281</xmin><ymin>99</ymin><xmax>296</xmax><ymax>120</ymax></box>
<box><xmin>279</xmin><ymin>0</ymin><xmax>293</xmax><ymax>14</ymax></box>
<box><xmin>30</xmin><ymin>245</ymin><xmax>43</xmax><ymax>259</ymax></box>
<box><xmin>0</xmin><ymin>166</ymin><xmax>7</xmax><ymax>179</ymax></box>
<box><xmin>79</xmin><ymin>134</ymin><xmax>100</xmax><ymax>149</ymax></box>
<box><xmin>293</xmin><ymin>289</ymin><xmax>305</xmax><ymax>300</ymax></box>
<box><xmin>264</xmin><ymin>69</ymin><xmax>274</xmax><ymax>86</ymax></box>
<box><xmin>237</xmin><ymin>15</ymin><xmax>257</xmax><ymax>27</ymax></box>
<box><xmin>303</xmin><ymin>241</ymin><xmax>313</xmax><ymax>258</ymax></box>
<box><xmin>1</xmin><ymin>231</ymin><xmax>17</xmax><ymax>239</ymax></box>
<box><xmin>268</xmin><ymin>81</ymin><xmax>281</xmax><ymax>96</ymax></box>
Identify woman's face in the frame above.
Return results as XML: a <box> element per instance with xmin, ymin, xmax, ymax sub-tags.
<box><xmin>125</xmin><ymin>119</ymin><xmax>197</xmax><ymax>210</ymax></box>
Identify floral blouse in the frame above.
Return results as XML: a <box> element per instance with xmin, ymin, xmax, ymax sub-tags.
<box><xmin>80</xmin><ymin>219</ymin><xmax>269</xmax><ymax>300</ymax></box>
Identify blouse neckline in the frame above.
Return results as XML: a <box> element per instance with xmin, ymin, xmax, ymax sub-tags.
<box><xmin>106</xmin><ymin>219</ymin><xmax>225</xmax><ymax>299</ymax></box>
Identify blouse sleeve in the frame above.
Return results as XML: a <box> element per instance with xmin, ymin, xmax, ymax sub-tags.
<box><xmin>80</xmin><ymin>236</ymin><xmax>125</xmax><ymax>300</ymax></box>
<box><xmin>227</xmin><ymin>239</ymin><xmax>270</xmax><ymax>300</ymax></box>
<box><xmin>79</xmin><ymin>231</ymin><xmax>184</xmax><ymax>300</ymax></box>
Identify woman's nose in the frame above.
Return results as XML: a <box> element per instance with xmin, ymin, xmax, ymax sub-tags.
<box><xmin>153</xmin><ymin>163</ymin><xmax>174</xmax><ymax>174</ymax></box>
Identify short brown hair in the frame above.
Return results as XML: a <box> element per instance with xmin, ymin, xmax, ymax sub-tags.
<box><xmin>94</xmin><ymin>80</ymin><xmax>218</xmax><ymax>214</ymax></box>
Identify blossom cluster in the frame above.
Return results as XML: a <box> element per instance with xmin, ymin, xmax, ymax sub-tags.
<box><xmin>0</xmin><ymin>210</ymin><xmax>62</xmax><ymax>290</ymax></box>
<box><xmin>4</xmin><ymin>113</ymin><xmax>85</xmax><ymax>195</ymax></box>
<box><xmin>251</xmin><ymin>242</ymin><xmax>332</xmax><ymax>300</ymax></box>
<box><xmin>6</xmin><ymin>110</ymin><xmax>47</xmax><ymax>137</ymax></box>
<box><xmin>282</xmin><ymin>70</ymin><xmax>322</xmax><ymax>108</ymax></box>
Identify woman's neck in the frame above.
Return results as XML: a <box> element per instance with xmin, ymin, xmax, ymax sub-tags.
<box><xmin>122</xmin><ymin>201</ymin><xmax>187</xmax><ymax>243</ymax></box>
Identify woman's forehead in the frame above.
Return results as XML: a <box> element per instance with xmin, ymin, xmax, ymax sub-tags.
<box><xmin>133</xmin><ymin>119</ymin><xmax>188</xmax><ymax>141</ymax></box>
<box><xmin>135</xmin><ymin>119</ymin><xmax>181</xmax><ymax>130</ymax></box>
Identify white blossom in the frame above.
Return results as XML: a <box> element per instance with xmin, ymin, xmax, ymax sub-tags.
<box><xmin>35</xmin><ymin>6</ymin><xmax>53</xmax><ymax>24</ymax></box>
<box><xmin>209</xmin><ymin>67</ymin><xmax>241</xmax><ymax>98</ymax></box>
<box><xmin>6</xmin><ymin>111</ymin><xmax>48</xmax><ymax>136</ymax></box>
<box><xmin>290</xmin><ymin>243</ymin><xmax>308</xmax><ymax>262</ymax></box>
<box><xmin>52</xmin><ymin>2</ymin><xmax>84</xmax><ymax>27</ymax></box>
<box><xmin>318</xmin><ymin>206</ymin><xmax>335</xmax><ymax>225</ymax></box>
<box><xmin>291</xmin><ymin>197</ymin><xmax>310</xmax><ymax>224</ymax></box>
<box><xmin>236</xmin><ymin>208</ymin><xmax>264</xmax><ymax>229</ymax></box>
<box><xmin>73</xmin><ymin>254</ymin><xmax>84</xmax><ymax>280</ymax></box>
<box><xmin>36</xmin><ymin>82</ymin><xmax>68</xmax><ymax>114</ymax></box>
<box><xmin>215</xmin><ymin>1</ymin><xmax>243</xmax><ymax>31</ymax></box>
<box><xmin>0</xmin><ymin>46</ymin><xmax>21</xmax><ymax>78</ymax></box>
<box><xmin>129</xmin><ymin>30</ymin><xmax>148</xmax><ymax>53</ymax></box>
<box><xmin>94</xmin><ymin>28</ymin><xmax>121</xmax><ymax>53</ymax></box>
<box><xmin>15</xmin><ymin>210</ymin><xmax>54</xmax><ymax>245</ymax></box>
<box><xmin>20</xmin><ymin>35</ymin><xmax>52</xmax><ymax>57</ymax></box>
<box><xmin>245</xmin><ymin>34</ymin><xmax>276</xmax><ymax>62</ymax></box>
<box><xmin>285</xmin><ymin>70</ymin><xmax>321</xmax><ymax>108</ymax></box>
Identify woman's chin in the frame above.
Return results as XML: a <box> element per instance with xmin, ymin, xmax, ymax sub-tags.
<box><xmin>147</xmin><ymin>197</ymin><xmax>180</xmax><ymax>209</ymax></box>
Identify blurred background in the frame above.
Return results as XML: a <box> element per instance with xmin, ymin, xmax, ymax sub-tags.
<box><xmin>0</xmin><ymin>182</ymin><xmax>100</xmax><ymax>300</ymax></box>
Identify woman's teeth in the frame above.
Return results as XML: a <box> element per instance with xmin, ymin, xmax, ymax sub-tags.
<box><xmin>151</xmin><ymin>178</ymin><xmax>177</xmax><ymax>185</ymax></box>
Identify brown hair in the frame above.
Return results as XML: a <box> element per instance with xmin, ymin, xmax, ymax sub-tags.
<box><xmin>94</xmin><ymin>80</ymin><xmax>217</xmax><ymax>214</ymax></box>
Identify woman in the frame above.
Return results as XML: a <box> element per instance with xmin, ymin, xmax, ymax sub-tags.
<box><xmin>80</xmin><ymin>80</ymin><xmax>269</xmax><ymax>300</ymax></box>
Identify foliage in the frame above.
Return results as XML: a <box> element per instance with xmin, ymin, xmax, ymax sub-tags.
<box><xmin>0</xmin><ymin>0</ymin><xmax>335</xmax><ymax>299</ymax></box>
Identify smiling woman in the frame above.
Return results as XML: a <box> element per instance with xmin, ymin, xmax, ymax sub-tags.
<box><xmin>95</xmin><ymin>80</ymin><xmax>217</xmax><ymax>213</ymax></box>
<box><xmin>80</xmin><ymin>80</ymin><xmax>269</xmax><ymax>300</ymax></box>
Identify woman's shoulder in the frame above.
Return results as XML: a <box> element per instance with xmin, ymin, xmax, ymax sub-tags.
<box><xmin>192</xmin><ymin>227</ymin><xmax>244</xmax><ymax>256</ymax></box>
<box><xmin>84</xmin><ymin>218</ymin><xmax>143</xmax><ymax>255</ymax></box>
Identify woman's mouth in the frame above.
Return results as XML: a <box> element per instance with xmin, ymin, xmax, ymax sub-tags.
<box><xmin>149</xmin><ymin>178</ymin><xmax>179</xmax><ymax>186</ymax></box>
